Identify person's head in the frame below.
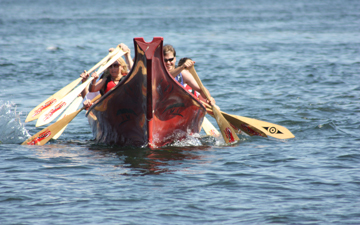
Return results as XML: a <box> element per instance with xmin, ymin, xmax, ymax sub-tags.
<box><xmin>163</xmin><ymin>44</ymin><xmax>176</xmax><ymax>71</ymax></box>
<box><xmin>108</xmin><ymin>57</ymin><xmax>128</xmax><ymax>76</ymax></box>
<box><xmin>178</xmin><ymin>57</ymin><xmax>192</xmax><ymax>68</ymax></box>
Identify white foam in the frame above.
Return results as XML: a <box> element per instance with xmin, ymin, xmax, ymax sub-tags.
<box><xmin>0</xmin><ymin>101</ymin><xmax>30</xmax><ymax>144</ymax></box>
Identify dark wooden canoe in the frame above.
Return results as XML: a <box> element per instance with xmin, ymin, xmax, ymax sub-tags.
<box><xmin>86</xmin><ymin>37</ymin><xmax>206</xmax><ymax>148</ymax></box>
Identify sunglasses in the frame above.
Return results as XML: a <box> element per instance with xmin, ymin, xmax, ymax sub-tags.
<box><xmin>109</xmin><ymin>63</ymin><xmax>120</xmax><ymax>68</ymax></box>
<box><xmin>164</xmin><ymin>57</ymin><xmax>174</xmax><ymax>63</ymax></box>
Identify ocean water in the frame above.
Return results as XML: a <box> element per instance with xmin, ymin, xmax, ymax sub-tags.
<box><xmin>1</xmin><ymin>0</ymin><xmax>360</xmax><ymax>224</ymax></box>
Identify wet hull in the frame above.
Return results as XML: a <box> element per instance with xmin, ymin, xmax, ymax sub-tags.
<box><xmin>87</xmin><ymin>37</ymin><xmax>206</xmax><ymax>148</ymax></box>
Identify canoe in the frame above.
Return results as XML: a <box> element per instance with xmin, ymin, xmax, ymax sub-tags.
<box><xmin>86</xmin><ymin>37</ymin><xmax>206</xmax><ymax>148</ymax></box>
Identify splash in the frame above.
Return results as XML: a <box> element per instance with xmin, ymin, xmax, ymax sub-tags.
<box><xmin>0</xmin><ymin>101</ymin><xmax>30</xmax><ymax>144</ymax></box>
<box><xmin>168</xmin><ymin>130</ymin><xmax>224</xmax><ymax>147</ymax></box>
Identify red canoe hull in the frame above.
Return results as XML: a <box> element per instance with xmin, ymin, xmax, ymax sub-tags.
<box><xmin>87</xmin><ymin>37</ymin><xmax>206</xmax><ymax>148</ymax></box>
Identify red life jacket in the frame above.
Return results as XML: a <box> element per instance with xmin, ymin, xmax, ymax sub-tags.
<box><xmin>105</xmin><ymin>80</ymin><xmax>117</xmax><ymax>94</ymax></box>
<box><xmin>101</xmin><ymin>74</ymin><xmax>126</xmax><ymax>95</ymax></box>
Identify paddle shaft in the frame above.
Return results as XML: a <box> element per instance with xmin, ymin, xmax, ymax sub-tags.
<box><xmin>86</xmin><ymin>45</ymin><xmax>122</xmax><ymax>74</ymax></box>
<box><xmin>188</xmin><ymin>66</ymin><xmax>239</xmax><ymax>144</ymax></box>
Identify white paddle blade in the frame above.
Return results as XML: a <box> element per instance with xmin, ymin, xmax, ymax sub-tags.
<box><xmin>52</xmin><ymin>96</ymin><xmax>83</xmax><ymax>140</ymax></box>
<box><xmin>25</xmin><ymin>78</ymin><xmax>82</xmax><ymax>122</ymax></box>
<box><xmin>201</xmin><ymin>117</ymin><xmax>221</xmax><ymax>137</ymax></box>
<box><xmin>25</xmin><ymin>45</ymin><xmax>121</xmax><ymax>123</ymax></box>
<box><xmin>35</xmin><ymin>78</ymin><xmax>94</xmax><ymax>127</ymax></box>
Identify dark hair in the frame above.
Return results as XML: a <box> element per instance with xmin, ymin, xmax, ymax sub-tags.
<box><xmin>178</xmin><ymin>57</ymin><xmax>192</xmax><ymax>67</ymax></box>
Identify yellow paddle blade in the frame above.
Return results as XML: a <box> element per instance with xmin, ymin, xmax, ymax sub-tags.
<box><xmin>22</xmin><ymin>95</ymin><xmax>101</xmax><ymax>146</ymax></box>
<box><xmin>222</xmin><ymin>112</ymin><xmax>295</xmax><ymax>139</ymax></box>
<box><xmin>25</xmin><ymin>78</ymin><xmax>81</xmax><ymax>123</ymax></box>
<box><xmin>211</xmin><ymin>105</ymin><xmax>240</xmax><ymax>143</ymax></box>
<box><xmin>203</xmin><ymin>102</ymin><xmax>294</xmax><ymax>139</ymax></box>
<box><xmin>22</xmin><ymin>108</ymin><xmax>83</xmax><ymax>146</ymax></box>
<box><xmin>201</xmin><ymin>117</ymin><xmax>221</xmax><ymax>137</ymax></box>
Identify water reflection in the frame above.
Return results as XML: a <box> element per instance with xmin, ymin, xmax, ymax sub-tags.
<box><xmin>88</xmin><ymin>145</ymin><xmax>212</xmax><ymax>175</ymax></box>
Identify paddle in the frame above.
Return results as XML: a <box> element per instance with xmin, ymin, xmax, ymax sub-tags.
<box><xmin>202</xmin><ymin>101</ymin><xmax>295</xmax><ymax>139</ymax></box>
<box><xmin>52</xmin><ymin>95</ymin><xmax>83</xmax><ymax>140</ymax></box>
<box><xmin>188</xmin><ymin>66</ymin><xmax>240</xmax><ymax>144</ymax></box>
<box><xmin>25</xmin><ymin>45</ymin><xmax>122</xmax><ymax>123</ymax></box>
<box><xmin>21</xmin><ymin>95</ymin><xmax>101</xmax><ymax>146</ymax></box>
<box><xmin>201</xmin><ymin>117</ymin><xmax>221</xmax><ymax>137</ymax></box>
<box><xmin>51</xmin><ymin>62</ymin><xmax>108</xmax><ymax>139</ymax></box>
<box><xmin>35</xmin><ymin>49</ymin><xmax>126</xmax><ymax>127</ymax></box>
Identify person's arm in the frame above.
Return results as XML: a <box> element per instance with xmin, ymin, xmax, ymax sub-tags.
<box><xmin>89</xmin><ymin>72</ymin><xmax>106</xmax><ymax>92</ymax></box>
<box><xmin>119</xmin><ymin>43</ymin><xmax>133</xmax><ymax>70</ymax></box>
<box><xmin>169</xmin><ymin>59</ymin><xmax>194</xmax><ymax>77</ymax></box>
<box><xmin>80</xmin><ymin>71</ymin><xmax>90</xmax><ymax>98</ymax></box>
<box><xmin>182</xmin><ymin>70</ymin><xmax>216</xmax><ymax>105</ymax></box>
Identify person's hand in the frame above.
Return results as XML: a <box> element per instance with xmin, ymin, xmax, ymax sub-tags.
<box><xmin>207</xmin><ymin>97</ymin><xmax>216</xmax><ymax>106</ymax></box>
<box><xmin>83</xmin><ymin>100</ymin><xmax>93</xmax><ymax>110</ymax></box>
<box><xmin>91</xmin><ymin>71</ymin><xmax>99</xmax><ymax>80</ymax></box>
<box><xmin>80</xmin><ymin>71</ymin><xmax>89</xmax><ymax>83</ymax></box>
<box><xmin>183</xmin><ymin>59</ymin><xmax>195</xmax><ymax>69</ymax></box>
<box><xmin>119</xmin><ymin>43</ymin><xmax>130</xmax><ymax>53</ymax></box>
<box><xmin>108</xmin><ymin>47</ymin><xmax>115</xmax><ymax>52</ymax></box>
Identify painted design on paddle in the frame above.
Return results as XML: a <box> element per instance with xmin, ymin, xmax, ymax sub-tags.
<box><xmin>224</xmin><ymin>127</ymin><xmax>235</xmax><ymax>142</ymax></box>
<box><xmin>43</xmin><ymin>102</ymin><xmax>67</xmax><ymax>121</ymax></box>
<box><xmin>264</xmin><ymin>127</ymin><xmax>283</xmax><ymax>134</ymax></box>
<box><xmin>27</xmin><ymin>130</ymin><xmax>51</xmax><ymax>145</ymax></box>
<box><xmin>230</xmin><ymin>124</ymin><xmax>242</xmax><ymax>134</ymax></box>
<box><xmin>32</xmin><ymin>98</ymin><xmax>57</xmax><ymax>117</ymax></box>
<box><xmin>209</xmin><ymin>129</ymin><xmax>218</xmax><ymax>136</ymax></box>
<box><xmin>240</xmin><ymin>124</ymin><xmax>263</xmax><ymax>136</ymax></box>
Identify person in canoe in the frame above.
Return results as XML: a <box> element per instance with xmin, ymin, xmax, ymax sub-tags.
<box><xmin>163</xmin><ymin>44</ymin><xmax>215</xmax><ymax>105</ymax></box>
<box><xmin>80</xmin><ymin>43</ymin><xmax>133</xmax><ymax>108</ymax></box>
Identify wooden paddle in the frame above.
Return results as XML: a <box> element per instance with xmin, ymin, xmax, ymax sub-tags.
<box><xmin>35</xmin><ymin>49</ymin><xmax>126</xmax><ymax>127</ymax></box>
<box><xmin>201</xmin><ymin>117</ymin><xmax>221</xmax><ymax>137</ymax></box>
<box><xmin>25</xmin><ymin>45</ymin><xmax>122</xmax><ymax>123</ymax></box>
<box><xmin>51</xmin><ymin>62</ymin><xmax>107</xmax><ymax>140</ymax></box>
<box><xmin>22</xmin><ymin>95</ymin><xmax>101</xmax><ymax>146</ymax></box>
<box><xmin>202</xmin><ymin>101</ymin><xmax>295</xmax><ymax>139</ymax></box>
<box><xmin>52</xmin><ymin>95</ymin><xmax>83</xmax><ymax>140</ymax></box>
<box><xmin>188</xmin><ymin>66</ymin><xmax>240</xmax><ymax>144</ymax></box>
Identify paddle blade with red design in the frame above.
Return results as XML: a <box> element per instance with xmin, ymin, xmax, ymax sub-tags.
<box><xmin>188</xmin><ymin>66</ymin><xmax>239</xmax><ymax>144</ymax></box>
<box><xmin>25</xmin><ymin>45</ymin><xmax>122</xmax><ymax>123</ymax></box>
<box><xmin>22</xmin><ymin>95</ymin><xmax>101</xmax><ymax>146</ymax></box>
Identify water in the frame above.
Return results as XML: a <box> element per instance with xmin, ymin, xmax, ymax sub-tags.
<box><xmin>1</xmin><ymin>0</ymin><xmax>360</xmax><ymax>224</ymax></box>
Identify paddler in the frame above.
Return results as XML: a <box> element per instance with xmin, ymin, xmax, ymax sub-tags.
<box><xmin>80</xmin><ymin>43</ymin><xmax>133</xmax><ymax>109</ymax></box>
<box><xmin>163</xmin><ymin>44</ymin><xmax>215</xmax><ymax>106</ymax></box>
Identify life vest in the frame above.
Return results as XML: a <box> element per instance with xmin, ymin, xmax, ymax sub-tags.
<box><xmin>105</xmin><ymin>80</ymin><xmax>117</xmax><ymax>94</ymax></box>
<box><xmin>100</xmin><ymin>75</ymin><xmax>125</xmax><ymax>95</ymax></box>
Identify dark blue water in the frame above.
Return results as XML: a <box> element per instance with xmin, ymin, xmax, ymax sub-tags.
<box><xmin>1</xmin><ymin>0</ymin><xmax>360</xmax><ymax>224</ymax></box>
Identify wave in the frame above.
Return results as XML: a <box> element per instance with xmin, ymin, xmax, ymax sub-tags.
<box><xmin>0</xmin><ymin>101</ymin><xmax>30</xmax><ymax>144</ymax></box>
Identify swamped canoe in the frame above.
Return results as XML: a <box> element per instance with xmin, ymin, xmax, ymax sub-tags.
<box><xmin>86</xmin><ymin>37</ymin><xmax>206</xmax><ymax>148</ymax></box>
